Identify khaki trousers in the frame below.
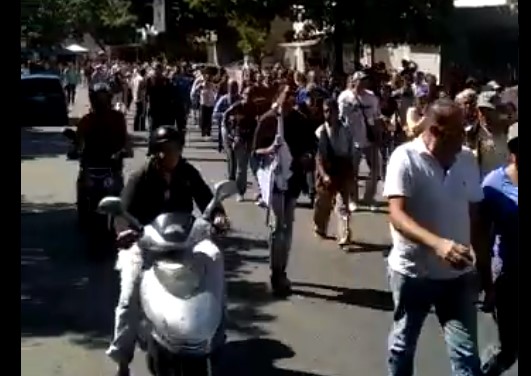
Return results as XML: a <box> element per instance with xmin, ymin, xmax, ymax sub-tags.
<box><xmin>313</xmin><ymin>178</ymin><xmax>353</xmax><ymax>245</ymax></box>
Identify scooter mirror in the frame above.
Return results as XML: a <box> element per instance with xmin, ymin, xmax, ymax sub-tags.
<box><xmin>202</xmin><ymin>180</ymin><xmax>238</xmax><ymax>221</ymax></box>
<box><xmin>97</xmin><ymin>196</ymin><xmax>124</xmax><ymax>216</ymax></box>
<box><xmin>213</xmin><ymin>180</ymin><xmax>238</xmax><ymax>203</ymax></box>
<box><xmin>62</xmin><ymin>128</ymin><xmax>76</xmax><ymax>141</ymax></box>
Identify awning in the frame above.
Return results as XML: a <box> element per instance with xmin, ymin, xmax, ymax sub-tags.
<box><xmin>65</xmin><ymin>44</ymin><xmax>89</xmax><ymax>53</ymax></box>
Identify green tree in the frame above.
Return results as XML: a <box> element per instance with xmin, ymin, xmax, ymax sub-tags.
<box><xmin>184</xmin><ymin>0</ymin><xmax>287</xmax><ymax>58</ymax></box>
<box><xmin>21</xmin><ymin>0</ymin><xmax>73</xmax><ymax>46</ymax></box>
<box><xmin>301</xmin><ymin>0</ymin><xmax>454</xmax><ymax>72</ymax></box>
<box><xmin>229</xmin><ymin>16</ymin><xmax>268</xmax><ymax>62</ymax></box>
<box><xmin>69</xmin><ymin>0</ymin><xmax>137</xmax><ymax>47</ymax></box>
<box><xmin>21</xmin><ymin>0</ymin><xmax>137</xmax><ymax>47</ymax></box>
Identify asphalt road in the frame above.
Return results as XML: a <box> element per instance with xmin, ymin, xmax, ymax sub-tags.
<box><xmin>21</xmin><ymin>89</ymin><xmax>517</xmax><ymax>376</ymax></box>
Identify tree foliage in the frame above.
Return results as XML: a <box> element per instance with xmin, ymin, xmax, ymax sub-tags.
<box><xmin>301</xmin><ymin>0</ymin><xmax>454</xmax><ymax>46</ymax></box>
<box><xmin>21</xmin><ymin>0</ymin><xmax>74</xmax><ymax>45</ymax></box>
<box><xmin>184</xmin><ymin>0</ymin><xmax>287</xmax><ymax>57</ymax></box>
<box><xmin>21</xmin><ymin>0</ymin><xmax>137</xmax><ymax>47</ymax></box>
<box><xmin>177</xmin><ymin>0</ymin><xmax>454</xmax><ymax>62</ymax></box>
<box><xmin>229</xmin><ymin>16</ymin><xmax>268</xmax><ymax>60</ymax></box>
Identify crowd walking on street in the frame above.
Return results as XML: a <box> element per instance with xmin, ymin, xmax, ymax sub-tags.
<box><xmin>23</xmin><ymin>55</ymin><xmax>518</xmax><ymax>376</ymax></box>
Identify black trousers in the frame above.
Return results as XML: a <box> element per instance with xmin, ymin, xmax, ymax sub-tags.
<box><xmin>199</xmin><ymin>105</ymin><xmax>214</xmax><ymax>137</ymax></box>
<box><xmin>175</xmin><ymin>107</ymin><xmax>188</xmax><ymax>132</ymax></box>
<box><xmin>481</xmin><ymin>272</ymin><xmax>518</xmax><ymax>375</ymax></box>
<box><xmin>65</xmin><ymin>84</ymin><xmax>76</xmax><ymax>104</ymax></box>
<box><xmin>133</xmin><ymin>101</ymin><xmax>146</xmax><ymax>131</ymax></box>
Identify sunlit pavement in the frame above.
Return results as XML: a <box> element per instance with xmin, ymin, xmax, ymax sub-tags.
<box><xmin>21</xmin><ymin>89</ymin><xmax>517</xmax><ymax>376</ymax></box>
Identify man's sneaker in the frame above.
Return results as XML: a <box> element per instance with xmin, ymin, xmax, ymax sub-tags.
<box><xmin>270</xmin><ymin>272</ymin><xmax>292</xmax><ymax>298</ymax></box>
<box><xmin>369</xmin><ymin>205</ymin><xmax>378</xmax><ymax>212</ymax></box>
<box><xmin>255</xmin><ymin>198</ymin><xmax>267</xmax><ymax>208</ymax></box>
<box><xmin>236</xmin><ymin>194</ymin><xmax>244</xmax><ymax>202</ymax></box>
<box><xmin>116</xmin><ymin>364</ymin><xmax>130</xmax><ymax>376</ymax></box>
<box><xmin>314</xmin><ymin>228</ymin><xmax>327</xmax><ymax>239</ymax></box>
<box><xmin>348</xmin><ymin>202</ymin><xmax>358</xmax><ymax>213</ymax></box>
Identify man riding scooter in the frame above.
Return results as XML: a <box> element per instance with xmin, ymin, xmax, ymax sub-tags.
<box><xmin>74</xmin><ymin>83</ymin><xmax>128</xmax><ymax>237</ymax></box>
<box><xmin>106</xmin><ymin>126</ymin><xmax>229</xmax><ymax>376</ymax></box>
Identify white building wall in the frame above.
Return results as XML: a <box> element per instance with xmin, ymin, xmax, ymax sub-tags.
<box><xmin>363</xmin><ymin>45</ymin><xmax>442</xmax><ymax>81</ymax></box>
<box><xmin>454</xmin><ymin>0</ymin><xmax>509</xmax><ymax>7</ymax></box>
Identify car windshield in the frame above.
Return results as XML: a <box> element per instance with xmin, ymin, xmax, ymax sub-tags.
<box><xmin>21</xmin><ymin>78</ymin><xmax>64</xmax><ymax>99</ymax></box>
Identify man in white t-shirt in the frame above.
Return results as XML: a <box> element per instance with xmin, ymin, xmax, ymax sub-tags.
<box><xmin>383</xmin><ymin>98</ymin><xmax>486</xmax><ymax>376</ymax></box>
<box><xmin>131</xmin><ymin>68</ymin><xmax>147</xmax><ymax>131</ymax></box>
<box><xmin>337</xmin><ymin>71</ymin><xmax>382</xmax><ymax>212</ymax></box>
<box><xmin>90</xmin><ymin>64</ymin><xmax>109</xmax><ymax>87</ymax></box>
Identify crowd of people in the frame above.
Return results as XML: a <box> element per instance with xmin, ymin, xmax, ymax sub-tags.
<box><xmin>24</xmin><ymin>56</ymin><xmax>518</xmax><ymax>376</ymax></box>
<box><xmin>128</xmin><ymin>60</ymin><xmax>519</xmax><ymax>376</ymax></box>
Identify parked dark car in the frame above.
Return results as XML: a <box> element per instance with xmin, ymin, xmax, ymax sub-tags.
<box><xmin>20</xmin><ymin>74</ymin><xmax>69</xmax><ymax>127</ymax></box>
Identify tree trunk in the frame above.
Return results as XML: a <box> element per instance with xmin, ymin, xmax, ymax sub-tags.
<box><xmin>354</xmin><ymin>38</ymin><xmax>362</xmax><ymax>66</ymax></box>
<box><xmin>332</xmin><ymin>4</ymin><xmax>344</xmax><ymax>75</ymax></box>
<box><xmin>332</xmin><ymin>24</ymin><xmax>344</xmax><ymax>75</ymax></box>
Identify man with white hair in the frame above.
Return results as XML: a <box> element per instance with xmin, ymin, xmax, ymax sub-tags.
<box><xmin>337</xmin><ymin>70</ymin><xmax>382</xmax><ymax>212</ymax></box>
<box><xmin>384</xmin><ymin>98</ymin><xmax>485</xmax><ymax>376</ymax></box>
<box><xmin>483</xmin><ymin>80</ymin><xmax>503</xmax><ymax>94</ymax></box>
<box><xmin>90</xmin><ymin>64</ymin><xmax>109</xmax><ymax>87</ymax></box>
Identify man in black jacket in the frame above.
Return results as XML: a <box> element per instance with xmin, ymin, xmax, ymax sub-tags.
<box><xmin>253</xmin><ymin>85</ymin><xmax>315</xmax><ymax>297</ymax></box>
<box><xmin>146</xmin><ymin>63</ymin><xmax>174</xmax><ymax>130</ymax></box>
<box><xmin>106</xmin><ymin>126</ymin><xmax>228</xmax><ymax>376</ymax></box>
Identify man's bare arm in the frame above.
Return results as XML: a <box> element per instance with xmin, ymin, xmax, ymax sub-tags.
<box><xmin>388</xmin><ymin>196</ymin><xmax>442</xmax><ymax>250</ymax></box>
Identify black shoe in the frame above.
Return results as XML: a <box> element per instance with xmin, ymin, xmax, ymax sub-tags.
<box><xmin>270</xmin><ymin>272</ymin><xmax>292</xmax><ymax>298</ymax></box>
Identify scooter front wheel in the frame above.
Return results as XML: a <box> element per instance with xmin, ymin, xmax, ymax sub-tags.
<box><xmin>148</xmin><ymin>355</ymin><xmax>211</xmax><ymax>376</ymax></box>
<box><xmin>147</xmin><ymin>340</ymin><xmax>212</xmax><ymax>376</ymax></box>
<box><xmin>179</xmin><ymin>356</ymin><xmax>211</xmax><ymax>376</ymax></box>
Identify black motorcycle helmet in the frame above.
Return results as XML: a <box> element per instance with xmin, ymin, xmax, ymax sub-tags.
<box><xmin>148</xmin><ymin>126</ymin><xmax>185</xmax><ymax>156</ymax></box>
<box><xmin>89</xmin><ymin>82</ymin><xmax>112</xmax><ymax>109</ymax></box>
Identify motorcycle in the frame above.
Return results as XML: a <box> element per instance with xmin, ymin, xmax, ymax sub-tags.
<box><xmin>97</xmin><ymin>180</ymin><xmax>238</xmax><ymax>376</ymax></box>
<box><xmin>63</xmin><ymin>127</ymin><xmax>126</xmax><ymax>259</ymax></box>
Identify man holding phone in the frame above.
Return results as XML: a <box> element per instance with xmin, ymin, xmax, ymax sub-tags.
<box><xmin>383</xmin><ymin>99</ymin><xmax>485</xmax><ymax>376</ymax></box>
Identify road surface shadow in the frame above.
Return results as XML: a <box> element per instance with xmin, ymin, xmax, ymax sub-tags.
<box><xmin>219</xmin><ymin>234</ymin><xmax>275</xmax><ymax>337</ymax></box>
<box><xmin>344</xmin><ymin>240</ymin><xmax>391</xmax><ymax>256</ymax></box>
<box><xmin>21</xmin><ymin>196</ymin><xmax>119</xmax><ymax>350</ymax></box>
<box><xmin>215</xmin><ymin>338</ymin><xmax>331</xmax><ymax>376</ymax></box>
<box><xmin>21</xmin><ymin>127</ymin><xmax>71</xmax><ymax>161</ymax></box>
<box><xmin>186</xmin><ymin>156</ymin><xmax>227</xmax><ymax>163</ymax></box>
<box><xmin>188</xmin><ymin>144</ymin><xmax>222</xmax><ymax>151</ymax></box>
<box><xmin>21</xmin><ymin>197</ymin><xmax>279</xmax><ymax>347</ymax></box>
<box><xmin>355</xmin><ymin>205</ymin><xmax>388</xmax><ymax>214</ymax></box>
<box><xmin>291</xmin><ymin>282</ymin><xmax>393</xmax><ymax>312</ymax></box>
<box><xmin>130</xmin><ymin>133</ymin><xmax>149</xmax><ymax>148</ymax></box>
<box><xmin>69</xmin><ymin>116</ymin><xmax>81</xmax><ymax>126</ymax></box>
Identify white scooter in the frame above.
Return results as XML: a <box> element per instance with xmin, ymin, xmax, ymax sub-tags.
<box><xmin>98</xmin><ymin>180</ymin><xmax>237</xmax><ymax>376</ymax></box>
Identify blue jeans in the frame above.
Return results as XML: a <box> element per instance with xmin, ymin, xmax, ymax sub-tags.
<box><xmin>225</xmin><ymin>143</ymin><xmax>250</xmax><ymax>196</ymax></box>
<box><xmin>388</xmin><ymin>270</ymin><xmax>482</xmax><ymax>376</ymax></box>
<box><xmin>269</xmin><ymin>193</ymin><xmax>297</xmax><ymax>273</ymax></box>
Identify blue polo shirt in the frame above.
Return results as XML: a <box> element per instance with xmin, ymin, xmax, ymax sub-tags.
<box><xmin>481</xmin><ymin>166</ymin><xmax>518</xmax><ymax>278</ymax></box>
<box><xmin>296</xmin><ymin>86</ymin><xmax>330</xmax><ymax>105</ymax></box>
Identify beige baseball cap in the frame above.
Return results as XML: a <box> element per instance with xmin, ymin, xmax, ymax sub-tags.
<box><xmin>507</xmin><ymin>122</ymin><xmax>518</xmax><ymax>143</ymax></box>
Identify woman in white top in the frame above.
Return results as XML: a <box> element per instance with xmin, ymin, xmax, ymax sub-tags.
<box><xmin>191</xmin><ymin>73</ymin><xmax>217</xmax><ymax>138</ymax></box>
<box><xmin>405</xmin><ymin>89</ymin><xmax>430</xmax><ymax>138</ymax></box>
